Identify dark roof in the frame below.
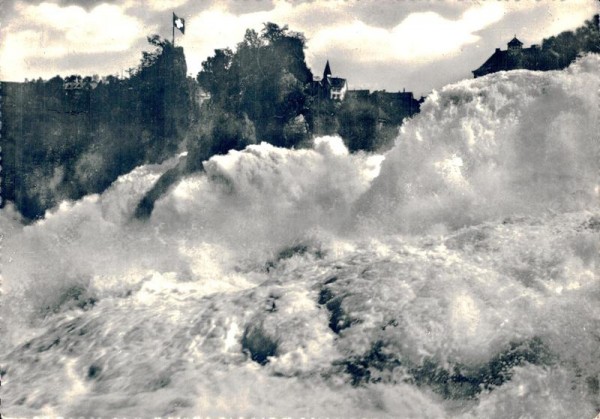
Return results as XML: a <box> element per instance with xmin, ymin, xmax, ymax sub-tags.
<box><xmin>377</xmin><ymin>108</ymin><xmax>390</xmax><ymax>120</ymax></box>
<box><xmin>473</xmin><ymin>45</ymin><xmax>542</xmax><ymax>77</ymax></box>
<box><xmin>374</xmin><ymin>91</ymin><xmax>414</xmax><ymax>100</ymax></box>
<box><xmin>347</xmin><ymin>89</ymin><xmax>370</xmax><ymax>99</ymax></box>
<box><xmin>323</xmin><ymin>60</ymin><xmax>332</xmax><ymax>79</ymax></box>
<box><xmin>327</xmin><ymin>76</ymin><xmax>346</xmax><ymax>89</ymax></box>
<box><xmin>508</xmin><ymin>36</ymin><xmax>523</xmax><ymax>47</ymax></box>
<box><xmin>473</xmin><ymin>49</ymin><xmax>508</xmax><ymax>76</ymax></box>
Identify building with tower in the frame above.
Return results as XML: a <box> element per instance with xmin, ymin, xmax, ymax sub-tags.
<box><xmin>312</xmin><ymin>60</ymin><xmax>348</xmax><ymax>101</ymax></box>
<box><xmin>472</xmin><ymin>36</ymin><xmax>542</xmax><ymax>78</ymax></box>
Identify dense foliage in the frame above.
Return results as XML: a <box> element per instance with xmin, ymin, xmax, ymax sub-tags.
<box><xmin>191</xmin><ymin>22</ymin><xmax>421</xmax><ymax>161</ymax></box>
<box><xmin>1</xmin><ymin>37</ymin><xmax>196</xmax><ymax>219</ymax></box>
<box><xmin>188</xmin><ymin>23</ymin><xmax>313</xmax><ymax>170</ymax></box>
<box><xmin>536</xmin><ymin>15</ymin><xmax>600</xmax><ymax>69</ymax></box>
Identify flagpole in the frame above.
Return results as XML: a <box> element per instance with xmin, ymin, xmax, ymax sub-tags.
<box><xmin>172</xmin><ymin>18</ymin><xmax>175</xmax><ymax>46</ymax></box>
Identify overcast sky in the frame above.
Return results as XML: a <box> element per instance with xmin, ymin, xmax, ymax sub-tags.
<box><xmin>1</xmin><ymin>0</ymin><xmax>598</xmax><ymax>95</ymax></box>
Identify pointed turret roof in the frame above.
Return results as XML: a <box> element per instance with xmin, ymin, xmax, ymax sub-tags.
<box><xmin>508</xmin><ymin>36</ymin><xmax>523</xmax><ymax>48</ymax></box>
<box><xmin>323</xmin><ymin>60</ymin><xmax>332</xmax><ymax>79</ymax></box>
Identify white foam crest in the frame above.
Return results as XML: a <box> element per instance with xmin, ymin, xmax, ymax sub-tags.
<box><xmin>0</xmin><ymin>154</ymin><xmax>212</xmax><ymax>331</ymax></box>
<box><xmin>358</xmin><ymin>54</ymin><xmax>600</xmax><ymax>233</ymax></box>
<box><xmin>0</xmin><ymin>137</ymin><xmax>381</xmax><ymax>331</ymax></box>
<box><xmin>151</xmin><ymin>136</ymin><xmax>382</xmax><ymax>255</ymax></box>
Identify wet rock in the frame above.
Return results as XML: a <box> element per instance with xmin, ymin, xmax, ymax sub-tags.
<box><xmin>241</xmin><ymin>323</ymin><xmax>279</xmax><ymax>365</ymax></box>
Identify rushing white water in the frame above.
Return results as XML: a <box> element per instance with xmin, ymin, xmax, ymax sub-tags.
<box><xmin>1</xmin><ymin>56</ymin><xmax>599</xmax><ymax>418</ymax></box>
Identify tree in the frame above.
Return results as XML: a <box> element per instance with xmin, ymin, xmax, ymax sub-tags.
<box><xmin>147</xmin><ymin>34</ymin><xmax>170</xmax><ymax>48</ymax></box>
<box><xmin>195</xmin><ymin>22</ymin><xmax>313</xmax><ymax>149</ymax></box>
<box><xmin>338</xmin><ymin>98</ymin><xmax>379</xmax><ymax>152</ymax></box>
<box><xmin>538</xmin><ymin>15</ymin><xmax>600</xmax><ymax>70</ymax></box>
<box><xmin>197</xmin><ymin>48</ymin><xmax>235</xmax><ymax>103</ymax></box>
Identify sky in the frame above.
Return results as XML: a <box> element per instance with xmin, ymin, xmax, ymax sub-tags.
<box><xmin>0</xmin><ymin>0</ymin><xmax>599</xmax><ymax>95</ymax></box>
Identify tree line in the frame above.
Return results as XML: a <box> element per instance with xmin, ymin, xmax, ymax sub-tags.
<box><xmin>1</xmin><ymin>37</ymin><xmax>195</xmax><ymax>219</ymax></box>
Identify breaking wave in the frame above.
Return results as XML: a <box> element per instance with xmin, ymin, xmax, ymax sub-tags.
<box><xmin>1</xmin><ymin>55</ymin><xmax>599</xmax><ymax>418</ymax></box>
<box><xmin>359</xmin><ymin>57</ymin><xmax>599</xmax><ymax>233</ymax></box>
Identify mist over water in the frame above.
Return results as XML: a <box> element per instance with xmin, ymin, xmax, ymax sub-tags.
<box><xmin>1</xmin><ymin>56</ymin><xmax>599</xmax><ymax>417</ymax></box>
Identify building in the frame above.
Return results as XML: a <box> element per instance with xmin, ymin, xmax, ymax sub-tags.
<box><xmin>310</xmin><ymin>60</ymin><xmax>420</xmax><ymax>122</ymax></box>
<box><xmin>63</xmin><ymin>75</ymin><xmax>100</xmax><ymax>90</ymax></box>
<box><xmin>346</xmin><ymin>89</ymin><xmax>370</xmax><ymax>100</ymax></box>
<box><xmin>473</xmin><ymin>14</ymin><xmax>600</xmax><ymax>78</ymax></box>
<box><xmin>369</xmin><ymin>90</ymin><xmax>421</xmax><ymax>125</ymax></box>
<box><xmin>313</xmin><ymin>60</ymin><xmax>348</xmax><ymax>101</ymax></box>
<box><xmin>472</xmin><ymin>36</ymin><xmax>542</xmax><ymax>78</ymax></box>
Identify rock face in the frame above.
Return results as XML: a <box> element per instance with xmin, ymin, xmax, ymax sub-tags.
<box><xmin>0</xmin><ymin>43</ymin><xmax>196</xmax><ymax>220</ymax></box>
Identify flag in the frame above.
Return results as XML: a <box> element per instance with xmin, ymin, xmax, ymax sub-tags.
<box><xmin>173</xmin><ymin>12</ymin><xmax>185</xmax><ymax>35</ymax></box>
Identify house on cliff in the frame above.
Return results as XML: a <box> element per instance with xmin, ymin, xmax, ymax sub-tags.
<box><xmin>309</xmin><ymin>60</ymin><xmax>421</xmax><ymax>123</ymax></box>
<box><xmin>312</xmin><ymin>60</ymin><xmax>348</xmax><ymax>101</ymax></box>
<box><xmin>344</xmin><ymin>89</ymin><xmax>421</xmax><ymax>125</ymax></box>
<box><xmin>473</xmin><ymin>36</ymin><xmax>543</xmax><ymax>78</ymax></box>
<box><xmin>474</xmin><ymin>14</ymin><xmax>600</xmax><ymax>78</ymax></box>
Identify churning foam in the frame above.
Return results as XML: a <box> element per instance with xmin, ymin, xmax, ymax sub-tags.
<box><xmin>1</xmin><ymin>55</ymin><xmax>599</xmax><ymax>417</ymax></box>
<box><xmin>359</xmin><ymin>55</ymin><xmax>599</xmax><ymax>233</ymax></box>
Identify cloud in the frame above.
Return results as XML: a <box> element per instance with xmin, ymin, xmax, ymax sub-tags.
<box><xmin>0</xmin><ymin>1</ymin><xmax>144</xmax><ymax>79</ymax></box>
<box><xmin>0</xmin><ymin>0</ymin><xmax>597</xmax><ymax>89</ymax></box>
<box><xmin>181</xmin><ymin>0</ymin><xmax>501</xmax><ymax>77</ymax></box>
<box><xmin>516</xmin><ymin>0</ymin><xmax>598</xmax><ymax>41</ymax></box>
<box><xmin>182</xmin><ymin>2</ymin><xmax>292</xmax><ymax>78</ymax></box>
<box><xmin>180</xmin><ymin>0</ymin><xmax>506</xmax><ymax>81</ymax></box>
<box><xmin>468</xmin><ymin>0</ymin><xmax>599</xmax><ymax>48</ymax></box>
<box><xmin>181</xmin><ymin>0</ymin><xmax>382</xmax><ymax>77</ymax></box>
<box><xmin>145</xmin><ymin>0</ymin><xmax>190</xmax><ymax>12</ymax></box>
<box><xmin>19</xmin><ymin>2</ymin><xmax>142</xmax><ymax>52</ymax></box>
<box><xmin>307</xmin><ymin>3</ymin><xmax>505</xmax><ymax>63</ymax></box>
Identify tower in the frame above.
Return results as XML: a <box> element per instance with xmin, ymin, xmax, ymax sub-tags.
<box><xmin>507</xmin><ymin>36</ymin><xmax>523</xmax><ymax>52</ymax></box>
<box><xmin>323</xmin><ymin>60</ymin><xmax>332</xmax><ymax>80</ymax></box>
